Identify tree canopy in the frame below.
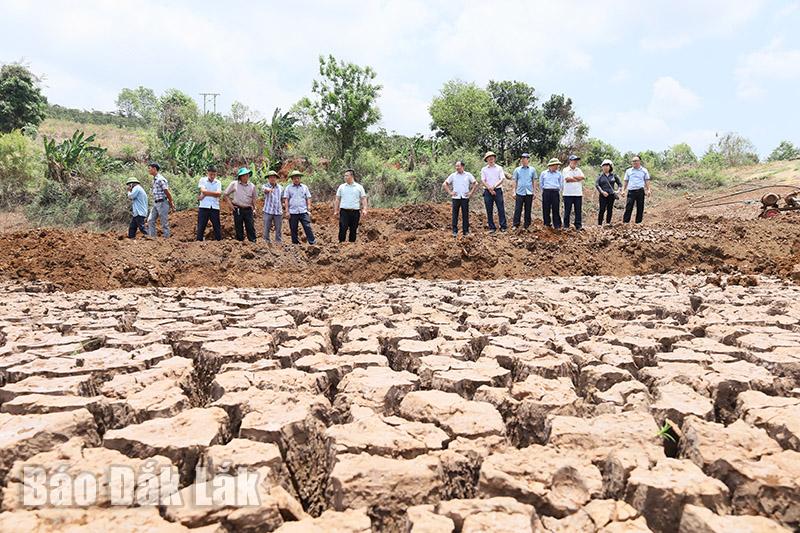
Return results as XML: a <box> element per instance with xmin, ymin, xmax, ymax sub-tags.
<box><xmin>767</xmin><ymin>140</ymin><xmax>800</xmax><ymax>162</ymax></box>
<box><xmin>308</xmin><ymin>55</ymin><xmax>381</xmax><ymax>161</ymax></box>
<box><xmin>0</xmin><ymin>63</ymin><xmax>47</xmax><ymax>133</ymax></box>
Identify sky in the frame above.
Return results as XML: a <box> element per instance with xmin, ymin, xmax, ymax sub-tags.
<box><xmin>2</xmin><ymin>0</ymin><xmax>799</xmax><ymax>158</ymax></box>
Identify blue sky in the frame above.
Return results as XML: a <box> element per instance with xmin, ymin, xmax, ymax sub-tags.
<box><xmin>2</xmin><ymin>0</ymin><xmax>799</xmax><ymax>158</ymax></box>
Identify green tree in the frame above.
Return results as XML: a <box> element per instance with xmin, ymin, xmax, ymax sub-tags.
<box><xmin>158</xmin><ymin>89</ymin><xmax>199</xmax><ymax>137</ymax></box>
<box><xmin>767</xmin><ymin>140</ymin><xmax>800</xmax><ymax>162</ymax></box>
<box><xmin>709</xmin><ymin>132</ymin><xmax>759</xmax><ymax>166</ymax></box>
<box><xmin>429</xmin><ymin>80</ymin><xmax>492</xmax><ymax>150</ymax></box>
<box><xmin>485</xmin><ymin>80</ymin><xmax>538</xmax><ymax>162</ymax></box>
<box><xmin>663</xmin><ymin>142</ymin><xmax>697</xmax><ymax>168</ymax></box>
<box><xmin>0</xmin><ymin>63</ymin><xmax>47</xmax><ymax>133</ymax></box>
<box><xmin>115</xmin><ymin>86</ymin><xmax>158</xmax><ymax>123</ymax></box>
<box><xmin>528</xmin><ymin>94</ymin><xmax>587</xmax><ymax>161</ymax></box>
<box><xmin>309</xmin><ymin>55</ymin><xmax>381</xmax><ymax>161</ymax></box>
<box><xmin>583</xmin><ymin>138</ymin><xmax>622</xmax><ymax>167</ymax></box>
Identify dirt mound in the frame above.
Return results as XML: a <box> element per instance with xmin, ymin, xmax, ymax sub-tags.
<box><xmin>1</xmin><ymin>201</ymin><xmax>799</xmax><ymax>291</ymax></box>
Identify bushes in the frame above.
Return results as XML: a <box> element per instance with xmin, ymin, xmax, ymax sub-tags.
<box><xmin>0</xmin><ymin>130</ymin><xmax>44</xmax><ymax>205</ymax></box>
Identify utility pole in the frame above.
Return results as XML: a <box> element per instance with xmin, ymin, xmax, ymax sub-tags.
<box><xmin>199</xmin><ymin>92</ymin><xmax>220</xmax><ymax>114</ymax></box>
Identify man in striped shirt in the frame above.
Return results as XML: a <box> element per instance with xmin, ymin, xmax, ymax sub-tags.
<box><xmin>262</xmin><ymin>171</ymin><xmax>283</xmax><ymax>243</ymax></box>
<box><xmin>147</xmin><ymin>162</ymin><xmax>175</xmax><ymax>238</ymax></box>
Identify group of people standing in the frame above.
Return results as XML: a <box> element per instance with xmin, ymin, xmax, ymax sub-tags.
<box><xmin>126</xmin><ymin>163</ymin><xmax>367</xmax><ymax>244</ymax></box>
<box><xmin>126</xmin><ymin>152</ymin><xmax>651</xmax><ymax>245</ymax></box>
<box><xmin>443</xmin><ymin>152</ymin><xmax>652</xmax><ymax>236</ymax></box>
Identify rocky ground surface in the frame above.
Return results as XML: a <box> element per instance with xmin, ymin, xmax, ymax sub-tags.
<box><xmin>0</xmin><ymin>275</ymin><xmax>798</xmax><ymax>532</ymax></box>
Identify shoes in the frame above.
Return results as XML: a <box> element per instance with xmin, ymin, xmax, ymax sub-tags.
<box><xmin>452</xmin><ymin>232</ymin><xmax>458</xmax><ymax>238</ymax></box>
<box><xmin>500</xmin><ymin>228</ymin><xmax>507</xmax><ymax>232</ymax></box>
<box><xmin>488</xmin><ymin>229</ymin><xmax>496</xmax><ymax>234</ymax></box>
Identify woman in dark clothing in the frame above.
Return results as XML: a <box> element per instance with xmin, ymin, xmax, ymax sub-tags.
<box><xmin>596</xmin><ymin>159</ymin><xmax>622</xmax><ymax>225</ymax></box>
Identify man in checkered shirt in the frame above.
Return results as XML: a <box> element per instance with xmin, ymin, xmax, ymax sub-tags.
<box><xmin>147</xmin><ymin>162</ymin><xmax>175</xmax><ymax>238</ymax></box>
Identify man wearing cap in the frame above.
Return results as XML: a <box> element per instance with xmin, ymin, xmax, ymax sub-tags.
<box><xmin>196</xmin><ymin>165</ymin><xmax>222</xmax><ymax>241</ymax></box>
<box><xmin>512</xmin><ymin>153</ymin><xmax>537</xmax><ymax>230</ymax></box>
<box><xmin>596</xmin><ymin>159</ymin><xmax>621</xmax><ymax>225</ymax></box>
<box><xmin>146</xmin><ymin>162</ymin><xmax>175</xmax><ymax>238</ymax></box>
<box><xmin>443</xmin><ymin>160</ymin><xmax>479</xmax><ymax>237</ymax></box>
<box><xmin>224</xmin><ymin>167</ymin><xmax>258</xmax><ymax>242</ymax></box>
<box><xmin>562</xmin><ymin>155</ymin><xmax>585</xmax><ymax>230</ymax></box>
<box><xmin>539</xmin><ymin>158</ymin><xmax>564</xmax><ymax>229</ymax></box>
<box><xmin>262</xmin><ymin>171</ymin><xmax>283</xmax><ymax>243</ymax></box>
<box><xmin>126</xmin><ymin>178</ymin><xmax>148</xmax><ymax>239</ymax></box>
<box><xmin>334</xmin><ymin>169</ymin><xmax>368</xmax><ymax>243</ymax></box>
<box><xmin>480</xmin><ymin>151</ymin><xmax>507</xmax><ymax>233</ymax></box>
<box><xmin>282</xmin><ymin>170</ymin><xmax>316</xmax><ymax>245</ymax></box>
<box><xmin>622</xmin><ymin>156</ymin><xmax>651</xmax><ymax>224</ymax></box>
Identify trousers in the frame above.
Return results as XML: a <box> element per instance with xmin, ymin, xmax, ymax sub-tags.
<box><xmin>147</xmin><ymin>201</ymin><xmax>170</xmax><ymax>237</ymax></box>
<box><xmin>598</xmin><ymin>194</ymin><xmax>614</xmax><ymax>225</ymax></box>
<box><xmin>623</xmin><ymin>189</ymin><xmax>646</xmax><ymax>223</ymax></box>
<box><xmin>513</xmin><ymin>194</ymin><xmax>533</xmax><ymax>228</ymax></box>
<box><xmin>233</xmin><ymin>206</ymin><xmax>256</xmax><ymax>242</ymax></box>
<box><xmin>483</xmin><ymin>188</ymin><xmax>507</xmax><ymax>230</ymax></box>
<box><xmin>451</xmin><ymin>198</ymin><xmax>469</xmax><ymax>234</ymax></box>
<box><xmin>563</xmin><ymin>196</ymin><xmax>583</xmax><ymax>229</ymax></box>
<box><xmin>196</xmin><ymin>207</ymin><xmax>221</xmax><ymax>241</ymax></box>
<box><xmin>128</xmin><ymin>215</ymin><xmax>146</xmax><ymax>239</ymax></box>
<box><xmin>338</xmin><ymin>209</ymin><xmax>361</xmax><ymax>242</ymax></box>
<box><xmin>541</xmin><ymin>189</ymin><xmax>562</xmax><ymax>228</ymax></box>
<box><xmin>263</xmin><ymin>212</ymin><xmax>282</xmax><ymax>242</ymax></box>
<box><xmin>289</xmin><ymin>212</ymin><xmax>316</xmax><ymax>244</ymax></box>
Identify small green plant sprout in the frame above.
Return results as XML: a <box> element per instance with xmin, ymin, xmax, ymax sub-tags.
<box><xmin>655</xmin><ymin>422</ymin><xmax>677</xmax><ymax>443</ymax></box>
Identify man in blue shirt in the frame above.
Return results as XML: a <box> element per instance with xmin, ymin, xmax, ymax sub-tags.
<box><xmin>126</xmin><ymin>178</ymin><xmax>148</xmax><ymax>239</ymax></box>
<box><xmin>622</xmin><ymin>155</ymin><xmax>652</xmax><ymax>223</ymax></box>
<box><xmin>282</xmin><ymin>170</ymin><xmax>316</xmax><ymax>245</ymax></box>
<box><xmin>196</xmin><ymin>164</ymin><xmax>223</xmax><ymax>241</ymax></box>
<box><xmin>539</xmin><ymin>158</ymin><xmax>564</xmax><ymax>229</ymax></box>
<box><xmin>512</xmin><ymin>153</ymin><xmax>537</xmax><ymax>229</ymax></box>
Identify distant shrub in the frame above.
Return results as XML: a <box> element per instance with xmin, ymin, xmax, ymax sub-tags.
<box><xmin>0</xmin><ymin>130</ymin><xmax>44</xmax><ymax>205</ymax></box>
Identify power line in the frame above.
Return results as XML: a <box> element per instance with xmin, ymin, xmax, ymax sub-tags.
<box><xmin>199</xmin><ymin>92</ymin><xmax>220</xmax><ymax>114</ymax></box>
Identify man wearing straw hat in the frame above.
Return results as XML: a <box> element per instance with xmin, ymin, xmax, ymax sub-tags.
<box><xmin>282</xmin><ymin>170</ymin><xmax>317</xmax><ymax>245</ymax></box>
<box><xmin>480</xmin><ymin>151</ymin><xmax>507</xmax><ymax>233</ymax></box>
<box><xmin>539</xmin><ymin>158</ymin><xmax>564</xmax><ymax>229</ymax></box>
<box><xmin>224</xmin><ymin>167</ymin><xmax>258</xmax><ymax>242</ymax></box>
<box><xmin>262</xmin><ymin>170</ymin><xmax>283</xmax><ymax>243</ymax></box>
<box><xmin>126</xmin><ymin>177</ymin><xmax>148</xmax><ymax>239</ymax></box>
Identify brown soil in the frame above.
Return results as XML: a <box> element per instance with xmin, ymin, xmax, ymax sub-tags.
<box><xmin>2</xmin><ymin>197</ymin><xmax>800</xmax><ymax>292</ymax></box>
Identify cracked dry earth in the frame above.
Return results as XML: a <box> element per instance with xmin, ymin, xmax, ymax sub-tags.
<box><xmin>0</xmin><ymin>275</ymin><xmax>798</xmax><ymax>533</ymax></box>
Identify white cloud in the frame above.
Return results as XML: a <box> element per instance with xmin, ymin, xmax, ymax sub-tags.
<box><xmin>648</xmin><ymin>76</ymin><xmax>701</xmax><ymax>119</ymax></box>
<box><xmin>378</xmin><ymin>83</ymin><xmax>431</xmax><ymax>136</ymax></box>
<box><xmin>736</xmin><ymin>38</ymin><xmax>800</xmax><ymax>99</ymax></box>
<box><xmin>590</xmin><ymin>76</ymin><xmax>709</xmax><ymax>154</ymax></box>
<box><xmin>636</xmin><ymin>0</ymin><xmax>764</xmax><ymax>51</ymax></box>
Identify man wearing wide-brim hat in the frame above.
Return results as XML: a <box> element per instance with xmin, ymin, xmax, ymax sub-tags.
<box><xmin>539</xmin><ymin>158</ymin><xmax>564</xmax><ymax>229</ymax></box>
<box><xmin>126</xmin><ymin>177</ymin><xmax>148</xmax><ymax>239</ymax></box>
<box><xmin>224</xmin><ymin>167</ymin><xmax>258</xmax><ymax>242</ymax></box>
<box><xmin>480</xmin><ymin>151</ymin><xmax>508</xmax><ymax>233</ymax></box>
<box><xmin>262</xmin><ymin>170</ymin><xmax>283</xmax><ymax>243</ymax></box>
<box><xmin>282</xmin><ymin>170</ymin><xmax>317</xmax><ymax>245</ymax></box>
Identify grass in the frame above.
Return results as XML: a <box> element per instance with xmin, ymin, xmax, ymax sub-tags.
<box><xmin>38</xmin><ymin>119</ymin><xmax>148</xmax><ymax>160</ymax></box>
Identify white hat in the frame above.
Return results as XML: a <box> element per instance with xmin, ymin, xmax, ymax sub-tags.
<box><xmin>601</xmin><ymin>159</ymin><xmax>613</xmax><ymax>167</ymax></box>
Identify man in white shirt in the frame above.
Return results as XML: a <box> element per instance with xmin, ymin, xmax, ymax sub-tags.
<box><xmin>562</xmin><ymin>155</ymin><xmax>585</xmax><ymax>230</ymax></box>
<box><xmin>196</xmin><ymin>164</ymin><xmax>222</xmax><ymax>241</ymax></box>
<box><xmin>622</xmin><ymin>155</ymin><xmax>652</xmax><ymax>224</ymax></box>
<box><xmin>480</xmin><ymin>151</ymin><xmax>507</xmax><ymax>233</ymax></box>
<box><xmin>443</xmin><ymin>160</ymin><xmax>479</xmax><ymax>237</ymax></box>
<box><xmin>334</xmin><ymin>169</ymin><xmax>368</xmax><ymax>242</ymax></box>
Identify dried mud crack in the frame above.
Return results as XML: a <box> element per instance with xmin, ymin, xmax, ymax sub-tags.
<box><xmin>0</xmin><ymin>274</ymin><xmax>798</xmax><ymax>532</ymax></box>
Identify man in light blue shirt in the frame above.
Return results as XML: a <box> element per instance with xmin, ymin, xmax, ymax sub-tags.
<box><xmin>126</xmin><ymin>177</ymin><xmax>148</xmax><ymax>239</ymax></box>
<box><xmin>196</xmin><ymin>165</ymin><xmax>222</xmax><ymax>241</ymax></box>
<box><xmin>539</xmin><ymin>158</ymin><xmax>564</xmax><ymax>229</ymax></box>
<box><xmin>334</xmin><ymin>169</ymin><xmax>368</xmax><ymax>243</ymax></box>
<box><xmin>512</xmin><ymin>153</ymin><xmax>537</xmax><ymax>229</ymax></box>
<box><xmin>282</xmin><ymin>170</ymin><xmax>316</xmax><ymax>245</ymax></box>
<box><xmin>622</xmin><ymin>155</ymin><xmax>652</xmax><ymax>224</ymax></box>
